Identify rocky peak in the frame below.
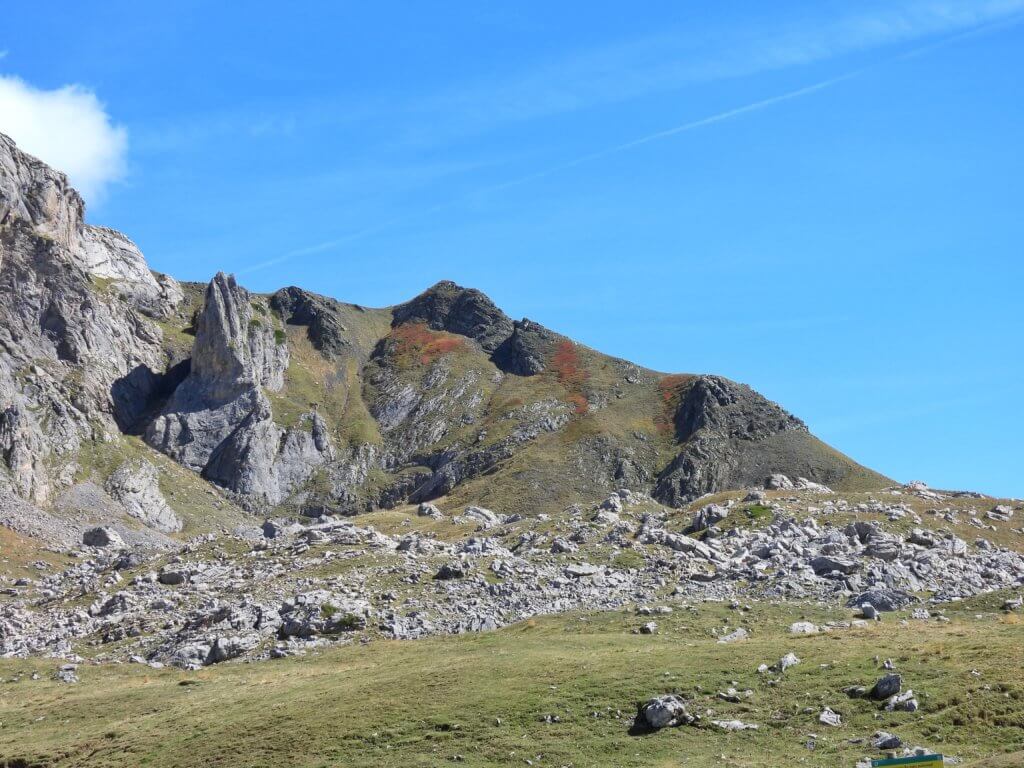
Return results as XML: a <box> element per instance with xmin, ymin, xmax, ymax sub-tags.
<box><xmin>392</xmin><ymin>280</ymin><xmax>514</xmax><ymax>353</ymax></box>
<box><xmin>653</xmin><ymin>376</ymin><xmax>819</xmax><ymax>506</ymax></box>
<box><xmin>146</xmin><ymin>273</ymin><xmax>336</xmax><ymax>505</ymax></box>
<box><xmin>0</xmin><ymin>135</ymin><xmax>174</xmax><ymax>507</ymax></box>
<box><xmin>191</xmin><ymin>273</ymin><xmax>288</xmax><ymax>398</ymax></box>
<box><xmin>0</xmin><ymin>133</ymin><xmax>84</xmax><ymax>251</ymax></box>
<box><xmin>0</xmin><ymin>133</ymin><xmax>178</xmax><ymax>318</ymax></box>
<box><xmin>270</xmin><ymin>285</ymin><xmax>350</xmax><ymax>359</ymax></box>
<box><xmin>675</xmin><ymin>375</ymin><xmax>806</xmax><ymax>443</ymax></box>
<box><xmin>491</xmin><ymin>318</ymin><xmax>559</xmax><ymax>376</ymax></box>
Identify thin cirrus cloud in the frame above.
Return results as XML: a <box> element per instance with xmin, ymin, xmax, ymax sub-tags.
<box><xmin>409</xmin><ymin>0</ymin><xmax>1024</xmax><ymax>135</ymax></box>
<box><xmin>139</xmin><ymin>1</ymin><xmax>1024</xmax><ymax>158</ymax></box>
<box><xmin>263</xmin><ymin>3</ymin><xmax>1024</xmax><ymax>270</ymax></box>
<box><xmin>0</xmin><ymin>75</ymin><xmax>127</xmax><ymax>204</ymax></box>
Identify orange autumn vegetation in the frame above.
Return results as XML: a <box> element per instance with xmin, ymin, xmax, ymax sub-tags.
<box><xmin>550</xmin><ymin>340</ymin><xmax>590</xmax><ymax>414</ymax></box>
<box><xmin>391</xmin><ymin>323</ymin><xmax>465</xmax><ymax>366</ymax></box>
<box><xmin>566</xmin><ymin>392</ymin><xmax>589</xmax><ymax>415</ymax></box>
<box><xmin>655</xmin><ymin>373</ymin><xmax>692</xmax><ymax>435</ymax></box>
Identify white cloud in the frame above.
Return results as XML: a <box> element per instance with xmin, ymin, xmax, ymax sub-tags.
<box><xmin>0</xmin><ymin>75</ymin><xmax>127</xmax><ymax>203</ymax></box>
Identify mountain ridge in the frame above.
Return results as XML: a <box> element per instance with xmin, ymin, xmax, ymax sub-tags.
<box><xmin>0</xmin><ymin>131</ymin><xmax>886</xmax><ymax>538</ymax></box>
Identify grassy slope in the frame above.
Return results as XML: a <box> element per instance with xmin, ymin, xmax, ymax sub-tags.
<box><xmin>1</xmin><ymin>594</ymin><xmax>1021</xmax><ymax>767</ymax></box>
<box><xmin>73</xmin><ymin>436</ymin><xmax>249</xmax><ymax>535</ymax></box>
<box><xmin>264</xmin><ymin>301</ymin><xmax>393</xmax><ymax>440</ymax></box>
<box><xmin>0</xmin><ymin>527</ymin><xmax>71</xmax><ymax>582</ymax></box>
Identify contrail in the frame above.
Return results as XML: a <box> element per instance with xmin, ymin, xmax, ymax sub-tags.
<box><xmin>242</xmin><ymin>14</ymin><xmax>1023</xmax><ymax>274</ymax></box>
<box><xmin>240</xmin><ymin>74</ymin><xmax>850</xmax><ymax>274</ymax></box>
<box><xmin>480</xmin><ymin>72</ymin><xmax>860</xmax><ymax>196</ymax></box>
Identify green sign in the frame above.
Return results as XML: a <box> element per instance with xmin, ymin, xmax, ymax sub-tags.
<box><xmin>871</xmin><ymin>755</ymin><xmax>943</xmax><ymax>767</ymax></box>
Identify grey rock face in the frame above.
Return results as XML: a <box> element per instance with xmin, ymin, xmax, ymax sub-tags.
<box><xmin>490</xmin><ymin>319</ymin><xmax>558</xmax><ymax>376</ymax></box>
<box><xmin>146</xmin><ymin>273</ymin><xmax>330</xmax><ymax>505</ymax></box>
<box><xmin>1</xmin><ymin>134</ymin><xmax>177</xmax><ymax>318</ymax></box>
<box><xmin>190</xmin><ymin>272</ymin><xmax>288</xmax><ymax>397</ymax></box>
<box><xmin>653</xmin><ymin>376</ymin><xmax>821</xmax><ymax>506</ymax></box>
<box><xmin>0</xmin><ymin>133</ymin><xmax>169</xmax><ymax>504</ymax></box>
<box><xmin>270</xmin><ymin>286</ymin><xmax>351</xmax><ymax>359</ymax></box>
<box><xmin>105</xmin><ymin>460</ymin><xmax>182</xmax><ymax>533</ymax></box>
<box><xmin>79</xmin><ymin>226</ymin><xmax>175</xmax><ymax>318</ymax></box>
<box><xmin>0</xmin><ymin>133</ymin><xmax>82</xmax><ymax>250</ymax></box>
<box><xmin>0</xmin><ymin>405</ymin><xmax>50</xmax><ymax>503</ymax></box>
<box><xmin>676</xmin><ymin>376</ymin><xmax>803</xmax><ymax>441</ymax></box>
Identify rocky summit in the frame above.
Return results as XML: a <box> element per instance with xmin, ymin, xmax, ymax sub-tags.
<box><xmin>1</xmin><ymin>133</ymin><xmax>1022</xmax><ymax>767</ymax></box>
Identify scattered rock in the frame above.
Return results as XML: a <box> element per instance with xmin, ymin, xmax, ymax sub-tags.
<box><xmin>637</xmin><ymin>695</ymin><xmax>699</xmax><ymax>729</ymax></box>
<box><xmin>774</xmin><ymin>652</ymin><xmax>801</xmax><ymax>672</ymax></box>
<box><xmin>819</xmin><ymin>707</ymin><xmax>842</xmax><ymax>726</ymax></box>
<box><xmin>872</xmin><ymin>730</ymin><xmax>903</xmax><ymax>750</ymax></box>
<box><xmin>82</xmin><ymin>526</ymin><xmax>124</xmax><ymax>549</ymax></box>
<box><xmin>869</xmin><ymin>674</ymin><xmax>902</xmax><ymax>701</ymax></box>
<box><xmin>789</xmin><ymin>621</ymin><xmax>820</xmax><ymax>634</ymax></box>
<box><xmin>712</xmin><ymin>719</ymin><xmax>759</xmax><ymax>731</ymax></box>
<box><xmin>717</xmin><ymin>627</ymin><xmax>749</xmax><ymax>644</ymax></box>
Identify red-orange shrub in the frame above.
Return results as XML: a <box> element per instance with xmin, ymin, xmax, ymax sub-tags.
<box><xmin>550</xmin><ymin>340</ymin><xmax>590</xmax><ymax>414</ymax></box>
<box><xmin>567</xmin><ymin>392</ymin><xmax>589</xmax><ymax>415</ymax></box>
<box><xmin>391</xmin><ymin>323</ymin><xmax>465</xmax><ymax>366</ymax></box>
<box><xmin>551</xmin><ymin>340</ymin><xmax>588</xmax><ymax>388</ymax></box>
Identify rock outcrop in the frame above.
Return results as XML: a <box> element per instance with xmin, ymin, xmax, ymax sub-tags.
<box><xmin>105</xmin><ymin>460</ymin><xmax>182</xmax><ymax>533</ymax></box>
<box><xmin>270</xmin><ymin>286</ymin><xmax>352</xmax><ymax>359</ymax></box>
<box><xmin>0</xmin><ymin>133</ymin><xmax>172</xmax><ymax>506</ymax></box>
<box><xmin>653</xmin><ymin>376</ymin><xmax>844</xmax><ymax>505</ymax></box>
<box><xmin>146</xmin><ymin>273</ymin><xmax>332</xmax><ymax>506</ymax></box>
<box><xmin>491</xmin><ymin>319</ymin><xmax>558</xmax><ymax>376</ymax></box>
<box><xmin>392</xmin><ymin>280</ymin><xmax>514</xmax><ymax>353</ymax></box>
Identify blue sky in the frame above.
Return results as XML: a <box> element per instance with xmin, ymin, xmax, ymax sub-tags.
<box><xmin>1</xmin><ymin>1</ymin><xmax>1022</xmax><ymax>497</ymax></box>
